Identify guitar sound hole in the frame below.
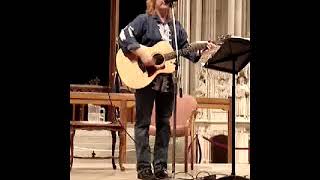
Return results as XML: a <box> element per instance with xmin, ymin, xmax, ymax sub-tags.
<box><xmin>153</xmin><ymin>54</ymin><xmax>164</xmax><ymax>65</ymax></box>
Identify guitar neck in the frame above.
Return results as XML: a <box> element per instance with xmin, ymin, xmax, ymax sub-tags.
<box><xmin>163</xmin><ymin>43</ymin><xmax>207</xmax><ymax>60</ymax></box>
<box><xmin>162</xmin><ymin>34</ymin><xmax>231</xmax><ymax>61</ymax></box>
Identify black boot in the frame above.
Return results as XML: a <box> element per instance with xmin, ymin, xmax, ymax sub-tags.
<box><xmin>154</xmin><ymin>169</ymin><xmax>169</xmax><ymax>179</ymax></box>
<box><xmin>137</xmin><ymin>169</ymin><xmax>156</xmax><ymax>180</ymax></box>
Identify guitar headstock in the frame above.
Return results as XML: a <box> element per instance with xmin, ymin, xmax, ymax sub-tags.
<box><xmin>216</xmin><ymin>34</ymin><xmax>232</xmax><ymax>45</ymax></box>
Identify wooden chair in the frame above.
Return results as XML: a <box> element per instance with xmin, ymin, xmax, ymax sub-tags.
<box><xmin>70</xmin><ymin>121</ymin><xmax>122</xmax><ymax>170</ymax></box>
<box><xmin>148</xmin><ymin>95</ymin><xmax>198</xmax><ymax>172</ymax></box>
<box><xmin>69</xmin><ymin>84</ymin><xmax>132</xmax><ymax>172</ymax></box>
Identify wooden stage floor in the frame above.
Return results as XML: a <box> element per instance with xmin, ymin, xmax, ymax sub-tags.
<box><xmin>70</xmin><ymin>159</ymin><xmax>250</xmax><ymax>180</ymax></box>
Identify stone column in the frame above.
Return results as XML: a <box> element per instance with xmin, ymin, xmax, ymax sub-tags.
<box><xmin>227</xmin><ymin>0</ymin><xmax>235</xmax><ymax>35</ymax></box>
<box><xmin>241</xmin><ymin>0</ymin><xmax>247</xmax><ymax>37</ymax></box>
<box><xmin>189</xmin><ymin>0</ymin><xmax>203</xmax><ymax>95</ymax></box>
<box><xmin>246</xmin><ymin>0</ymin><xmax>250</xmax><ymax>37</ymax></box>
<box><xmin>202</xmin><ymin>0</ymin><xmax>216</xmax><ymax>41</ymax></box>
<box><xmin>176</xmin><ymin>0</ymin><xmax>191</xmax><ymax>95</ymax></box>
<box><xmin>235</xmin><ymin>0</ymin><xmax>242</xmax><ymax>36</ymax></box>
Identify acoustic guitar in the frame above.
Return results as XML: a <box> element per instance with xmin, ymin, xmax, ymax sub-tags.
<box><xmin>116</xmin><ymin>41</ymin><xmax>208</xmax><ymax>89</ymax></box>
<box><xmin>116</xmin><ymin>35</ymin><xmax>229</xmax><ymax>89</ymax></box>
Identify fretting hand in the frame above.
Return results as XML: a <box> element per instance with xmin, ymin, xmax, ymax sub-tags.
<box><xmin>198</xmin><ymin>41</ymin><xmax>220</xmax><ymax>65</ymax></box>
<box><xmin>200</xmin><ymin>41</ymin><xmax>218</xmax><ymax>54</ymax></box>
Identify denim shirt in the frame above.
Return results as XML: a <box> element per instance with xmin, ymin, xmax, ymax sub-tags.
<box><xmin>118</xmin><ymin>13</ymin><xmax>200</xmax><ymax>92</ymax></box>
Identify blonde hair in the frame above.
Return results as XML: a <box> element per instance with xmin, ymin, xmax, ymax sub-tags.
<box><xmin>146</xmin><ymin>0</ymin><xmax>156</xmax><ymax>15</ymax></box>
<box><xmin>146</xmin><ymin>0</ymin><xmax>172</xmax><ymax>18</ymax></box>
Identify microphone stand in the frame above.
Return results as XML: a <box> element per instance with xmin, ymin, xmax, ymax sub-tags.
<box><xmin>168</xmin><ymin>1</ymin><xmax>180</xmax><ymax>178</ymax></box>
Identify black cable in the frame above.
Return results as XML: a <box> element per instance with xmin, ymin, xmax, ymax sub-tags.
<box><xmin>188</xmin><ymin>132</ymin><xmax>202</xmax><ymax>163</ymax></box>
<box><xmin>196</xmin><ymin>133</ymin><xmax>202</xmax><ymax>163</ymax></box>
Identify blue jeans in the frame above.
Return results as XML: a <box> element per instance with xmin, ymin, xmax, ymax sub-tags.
<box><xmin>134</xmin><ymin>84</ymin><xmax>173</xmax><ymax>173</ymax></box>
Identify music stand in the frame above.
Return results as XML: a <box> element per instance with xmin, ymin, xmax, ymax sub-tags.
<box><xmin>203</xmin><ymin>37</ymin><xmax>251</xmax><ymax>180</ymax></box>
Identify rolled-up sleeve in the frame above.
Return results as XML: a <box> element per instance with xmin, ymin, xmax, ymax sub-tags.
<box><xmin>118</xmin><ymin>14</ymin><xmax>147</xmax><ymax>53</ymax></box>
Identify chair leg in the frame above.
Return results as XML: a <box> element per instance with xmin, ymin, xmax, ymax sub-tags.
<box><xmin>118</xmin><ymin>130</ymin><xmax>126</xmax><ymax>171</ymax></box>
<box><xmin>191</xmin><ymin>134</ymin><xmax>194</xmax><ymax>170</ymax></box>
<box><xmin>111</xmin><ymin>131</ymin><xmax>117</xmax><ymax>170</ymax></box>
<box><xmin>70</xmin><ymin>129</ymin><xmax>75</xmax><ymax>171</ymax></box>
<box><xmin>184</xmin><ymin>134</ymin><xmax>188</xmax><ymax>173</ymax></box>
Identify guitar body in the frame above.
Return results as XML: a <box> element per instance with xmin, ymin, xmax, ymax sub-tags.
<box><xmin>116</xmin><ymin>41</ymin><xmax>176</xmax><ymax>89</ymax></box>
